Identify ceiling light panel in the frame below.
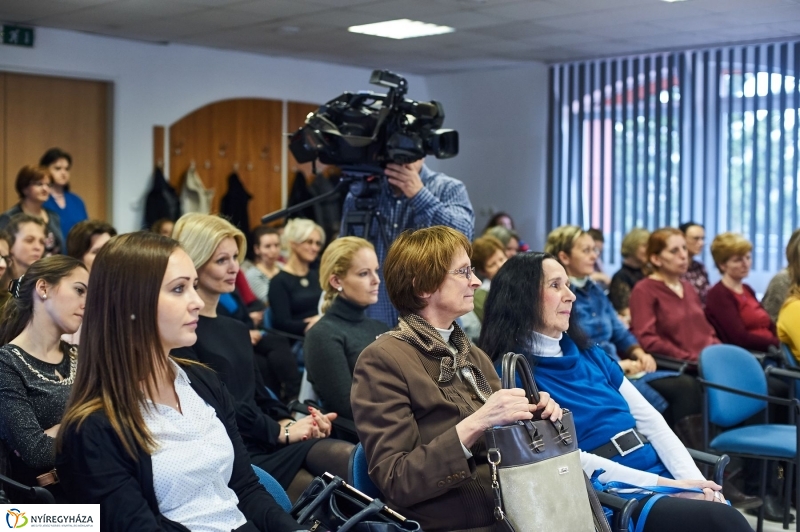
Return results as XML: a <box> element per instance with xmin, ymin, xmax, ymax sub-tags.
<box><xmin>348</xmin><ymin>18</ymin><xmax>455</xmax><ymax>39</ymax></box>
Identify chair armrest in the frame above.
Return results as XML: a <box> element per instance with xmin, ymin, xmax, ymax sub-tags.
<box><xmin>651</xmin><ymin>354</ymin><xmax>692</xmax><ymax>374</ymax></box>
<box><xmin>697</xmin><ymin>378</ymin><xmax>800</xmax><ymax>408</ymax></box>
<box><xmin>596</xmin><ymin>491</ymin><xmax>638</xmax><ymax>532</ymax></box>
<box><xmin>765</xmin><ymin>366</ymin><xmax>800</xmax><ymax>380</ymax></box>
<box><xmin>687</xmin><ymin>448</ymin><xmax>729</xmax><ymax>486</ymax></box>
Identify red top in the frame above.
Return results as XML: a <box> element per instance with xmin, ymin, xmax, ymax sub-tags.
<box><xmin>235</xmin><ymin>269</ymin><xmax>258</xmax><ymax>306</ymax></box>
<box><xmin>629</xmin><ymin>278</ymin><xmax>720</xmax><ymax>362</ymax></box>
<box><xmin>704</xmin><ymin>282</ymin><xmax>778</xmax><ymax>351</ymax></box>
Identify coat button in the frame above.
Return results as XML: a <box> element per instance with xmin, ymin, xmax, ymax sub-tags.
<box><xmin>446</xmin><ymin>476</ymin><xmax>452</xmax><ymax>483</ymax></box>
<box><xmin>471</xmin><ymin>394</ymin><xmax>477</xmax><ymax>400</ymax></box>
<box><xmin>437</xmin><ymin>481</ymin><xmax>445</xmax><ymax>487</ymax></box>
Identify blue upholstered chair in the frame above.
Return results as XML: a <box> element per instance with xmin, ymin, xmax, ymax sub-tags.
<box><xmin>346</xmin><ymin>442</ymin><xmax>381</xmax><ymax>499</ymax></box>
<box><xmin>252</xmin><ymin>464</ymin><xmax>292</xmax><ymax>512</ymax></box>
<box><xmin>699</xmin><ymin>344</ymin><xmax>800</xmax><ymax>532</ymax></box>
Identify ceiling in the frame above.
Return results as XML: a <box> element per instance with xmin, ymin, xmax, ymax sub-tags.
<box><xmin>3</xmin><ymin>0</ymin><xmax>800</xmax><ymax>74</ymax></box>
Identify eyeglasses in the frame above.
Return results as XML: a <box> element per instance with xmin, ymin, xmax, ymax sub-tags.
<box><xmin>447</xmin><ymin>266</ymin><xmax>476</xmax><ymax>280</ymax></box>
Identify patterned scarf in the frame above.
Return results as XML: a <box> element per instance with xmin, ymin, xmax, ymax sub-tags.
<box><xmin>388</xmin><ymin>314</ymin><xmax>494</xmax><ymax>403</ymax></box>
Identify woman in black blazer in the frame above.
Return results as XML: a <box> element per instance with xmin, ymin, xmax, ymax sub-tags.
<box><xmin>55</xmin><ymin>231</ymin><xmax>302</xmax><ymax>532</ymax></box>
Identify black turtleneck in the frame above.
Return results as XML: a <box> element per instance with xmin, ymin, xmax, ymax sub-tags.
<box><xmin>303</xmin><ymin>296</ymin><xmax>389</xmax><ymax>419</ymax></box>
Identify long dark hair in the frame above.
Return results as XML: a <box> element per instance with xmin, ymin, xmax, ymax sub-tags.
<box><xmin>0</xmin><ymin>255</ymin><xmax>86</xmax><ymax>345</ymax></box>
<box><xmin>478</xmin><ymin>252</ymin><xmax>589</xmax><ymax>362</ymax></box>
<box><xmin>59</xmin><ymin>232</ymin><xmax>182</xmax><ymax>459</ymax></box>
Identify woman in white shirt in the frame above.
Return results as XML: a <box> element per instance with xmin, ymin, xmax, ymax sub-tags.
<box><xmin>55</xmin><ymin>231</ymin><xmax>301</xmax><ymax>532</ymax></box>
<box><xmin>478</xmin><ymin>251</ymin><xmax>751</xmax><ymax>532</ymax></box>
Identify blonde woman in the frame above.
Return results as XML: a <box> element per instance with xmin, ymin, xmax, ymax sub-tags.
<box><xmin>172</xmin><ymin>214</ymin><xmax>352</xmax><ymax>499</ymax></box>
<box><xmin>304</xmin><ymin>237</ymin><xmax>388</xmax><ymax>421</ymax></box>
<box><xmin>268</xmin><ymin>218</ymin><xmax>325</xmax><ymax>337</ymax></box>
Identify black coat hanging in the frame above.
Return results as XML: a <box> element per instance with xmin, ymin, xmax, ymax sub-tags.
<box><xmin>144</xmin><ymin>166</ymin><xmax>181</xmax><ymax>228</ymax></box>
<box><xmin>220</xmin><ymin>171</ymin><xmax>252</xmax><ymax>233</ymax></box>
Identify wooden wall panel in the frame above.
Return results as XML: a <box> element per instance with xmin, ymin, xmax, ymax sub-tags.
<box><xmin>2</xmin><ymin>72</ymin><xmax>109</xmax><ymax>221</ymax></box>
<box><xmin>169</xmin><ymin>98</ymin><xmax>283</xmax><ymax>231</ymax></box>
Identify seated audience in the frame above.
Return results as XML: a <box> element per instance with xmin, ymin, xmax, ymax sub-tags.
<box><xmin>66</xmin><ymin>220</ymin><xmax>117</xmax><ymax>271</ymax></box>
<box><xmin>679</xmin><ymin>222</ymin><xmax>710</xmax><ymax>306</ymax></box>
<box><xmin>0</xmin><ymin>166</ymin><xmax>63</xmax><ymax>256</ymax></box>
<box><xmin>55</xmin><ymin>232</ymin><xmax>300</xmax><ymax>531</ymax></box>
<box><xmin>630</xmin><ymin>228</ymin><xmax>719</xmax><ymax>363</ymax></box>
<box><xmin>587</xmin><ymin>227</ymin><xmax>612</xmax><ymax>290</ymax></box>
<box><xmin>470</xmin><ymin>235</ymin><xmax>506</xmax><ymax>321</ymax></box>
<box><xmin>609</xmin><ymin>227</ymin><xmax>650</xmax><ymax>324</ymax></box>
<box><xmin>763</xmin><ymin>228</ymin><xmax>800</xmax><ymax>322</ymax></box>
<box><xmin>5</xmin><ymin>214</ymin><xmax>46</xmax><ymax>279</ymax></box>
<box><xmin>0</xmin><ymin>255</ymin><xmax>87</xmax><ymax>501</ymax></box>
<box><xmin>777</xmin><ymin>229</ymin><xmax>800</xmax><ymax>363</ymax></box>
<box><xmin>351</xmin><ymin>226</ymin><xmax>561</xmax><ymax>532</ymax></box>
<box><xmin>41</xmin><ymin>148</ymin><xmax>88</xmax><ymax>238</ymax></box>
<box><xmin>172</xmin><ymin>214</ymin><xmax>351</xmax><ymax>500</ymax></box>
<box><xmin>244</xmin><ymin>225</ymin><xmax>283</xmax><ymax>305</ymax></box>
<box><xmin>151</xmin><ymin>218</ymin><xmax>174</xmax><ymax>237</ymax></box>
<box><xmin>268</xmin><ymin>218</ymin><xmax>324</xmax><ymax>338</ymax></box>
<box><xmin>479</xmin><ymin>252</ymin><xmax>751</xmax><ymax>532</ymax></box>
<box><xmin>0</xmin><ymin>231</ymin><xmax>11</xmax><ymax>307</ymax></box>
<box><xmin>482</xmin><ymin>211</ymin><xmax>528</xmax><ymax>252</ymax></box>
<box><xmin>485</xmin><ymin>225</ymin><xmax>520</xmax><ymax>258</ymax></box>
<box><xmin>706</xmin><ymin>232</ymin><xmax>778</xmax><ymax>351</ymax></box>
<box><xmin>304</xmin><ymin>237</ymin><xmax>388</xmax><ymax>421</ymax></box>
<box><xmin>545</xmin><ymin>225</ymin><xmax>701</xmax><ymax>431</ymax></box>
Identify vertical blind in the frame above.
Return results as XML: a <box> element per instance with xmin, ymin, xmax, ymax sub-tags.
<box><xmin>548</xmin><ymin>41</ymin><xmax>800</xmax><ymax>275</ymax></box>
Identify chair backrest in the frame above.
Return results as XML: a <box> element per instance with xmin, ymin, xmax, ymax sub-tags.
<box><xmin>251</xmin><ymin>465</ymin><xmax>292</xmax><ymax>512</ymax></box>
<box><xmin>347</xmin><ymin>443</ymin><xmax>381</xmax><ymax>499</ymax></box>
<box><xmin>699</xmin><ymin>344</ymin><xmax>767</xmax><ymax>428</ymax></box>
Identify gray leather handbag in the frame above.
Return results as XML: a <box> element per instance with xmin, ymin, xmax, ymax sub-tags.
<box><xmin>484</xmin><ymin>353</ymin><xmax>611</xmax><ymax>532</ymax></box>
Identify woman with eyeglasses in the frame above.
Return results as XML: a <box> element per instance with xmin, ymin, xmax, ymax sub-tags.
<box><xmin>268</xmin><ymin>218</ymin><xmax>325</xmax><ymax>338</ymax></box>
<box><xmin>0</xmin><ymin>166</ymin><xmax>63</xmax><ymax>256</ymax></box>
<box><xmin>351</xmin><ymin>226</ymin><xmax>561</xmax><ymax>532</ymax></box>
<box><xmin>0</xmin><ymin>231</ymin><xmax>12</xmax><ymax>308</ymax></box>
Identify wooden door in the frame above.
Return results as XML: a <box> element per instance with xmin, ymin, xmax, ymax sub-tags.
<box><xmin>1</xmin><ymin>72</ymin><xmax>110</xmax><ymax>221</ymax></box>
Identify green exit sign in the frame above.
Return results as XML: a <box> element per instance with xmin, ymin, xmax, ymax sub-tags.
<box><xmin>2</xmin><ymin>25</ymin><xmax>34</xmax><ymax>47</ymax></box>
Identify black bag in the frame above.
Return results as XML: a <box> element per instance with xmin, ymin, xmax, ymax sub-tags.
<box><xmin>291</xmin><ymin>473</ymin><xmax>422</xmax><ymax>532</ymax></box>
<box><xmin>484</xmin><ymin>353</ymin><xmax>611</xmax><ymax>532</ymax></box>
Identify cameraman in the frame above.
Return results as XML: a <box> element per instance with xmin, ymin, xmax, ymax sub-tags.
<box><xmin>341</xmin><ymin>158</ymin><xmax>474</xmax><ymax>327</ymax></box>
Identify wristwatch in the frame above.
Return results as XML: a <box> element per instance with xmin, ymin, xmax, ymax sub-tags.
<box><xmin>284</xmin><ymin>420</ymin><xmax>297</xmax><ymax>445</ymax></box>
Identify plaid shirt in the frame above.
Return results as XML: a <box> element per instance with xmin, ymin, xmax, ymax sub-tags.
<box><xmin>341</xmin><ymin>165</ymin><xmax>474</xmax><ymax>327</ymax></box>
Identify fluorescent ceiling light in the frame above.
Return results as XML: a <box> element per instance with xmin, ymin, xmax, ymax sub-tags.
<box><xmin>661</xmin><ymin>0</ymin><xmax>688</xmax><ymax>2</ymax></box>
<box><xmin>348</xmin><ymin>19</ymin><xmax>455</xmax><ymax>40</ymax></box>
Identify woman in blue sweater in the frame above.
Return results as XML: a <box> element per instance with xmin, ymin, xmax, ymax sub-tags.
<box><xmin>478</xmin><ymin>252</ymin><xmax>750</xmax><ymax>532</ymax></box>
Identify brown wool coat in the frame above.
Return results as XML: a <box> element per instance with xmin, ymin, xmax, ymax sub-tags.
<box><xmin>351</xmin><ymin>334</ymin><xmax>505</xmax><ymax>532</ymax></box>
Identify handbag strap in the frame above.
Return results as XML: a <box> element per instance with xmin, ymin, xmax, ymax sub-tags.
<box><xmin>500</xmin><ymin>352</ymin><xmax>572</xmax><ymax>445</ymax></box>
<box><xmin>295</xmin><ymin>475</ymin><xmax>344</xmax><ymax>524</ymax></box>
<box><xmin>337</xmin><ymin>498</ymin><xmax>385</xmax><ymax>532</ymax></box>
<box><xmin>487</xmin><ymin>448</ymin><xmax>517</xmax><ymax>532</ymax></box>
<box><xmin>633</xmin><ymin>494</ymin><xmax>666</xmax><ymax>532</ymax></box>
<box><xmin>501</xmin><ymin>352</ymin><xmax>540</xmax><ymax>402</ymax></box>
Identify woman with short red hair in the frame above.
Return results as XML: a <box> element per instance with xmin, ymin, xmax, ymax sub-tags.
<box><xmin>629</xmin><ymin>228</ymin><xmax>719</xmax><ymax>363</ymax></box>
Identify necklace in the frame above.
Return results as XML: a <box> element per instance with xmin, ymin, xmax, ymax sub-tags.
<box><xmin>6</xmin><ymin>345</ymin><xmax>77</xmax><ymax>385</ymax></box>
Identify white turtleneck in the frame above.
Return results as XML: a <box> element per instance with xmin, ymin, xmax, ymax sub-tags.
<box><xmin>532</xmin><ymin>331</ymin><xmax>563</xmax><ymax>357</ymax></box>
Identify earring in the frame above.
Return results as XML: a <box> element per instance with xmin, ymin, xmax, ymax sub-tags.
<box><xmin>337</xmin><ymin>286</ymin><xmax>343</xmax><ymax>292</ymax></box>
<box><xmin>42</xmin><ymin>293</ymin><xmax>47</xmax><ymax>300</ymax></box>
<box><xmin>130</xmin><ymin>314</ymin><xmax>136</xmax><ymax>321</ymax></box>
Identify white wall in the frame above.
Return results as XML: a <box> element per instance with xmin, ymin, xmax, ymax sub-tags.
<box><xmin>424</xmin><ymin>62</ymin><xmax>550</xmax><ymax>250</ymax></box>
<box><xmin>0</xmin><ymin>27</ymin><xmax>429</xmax><ymax>232</ymax></box>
